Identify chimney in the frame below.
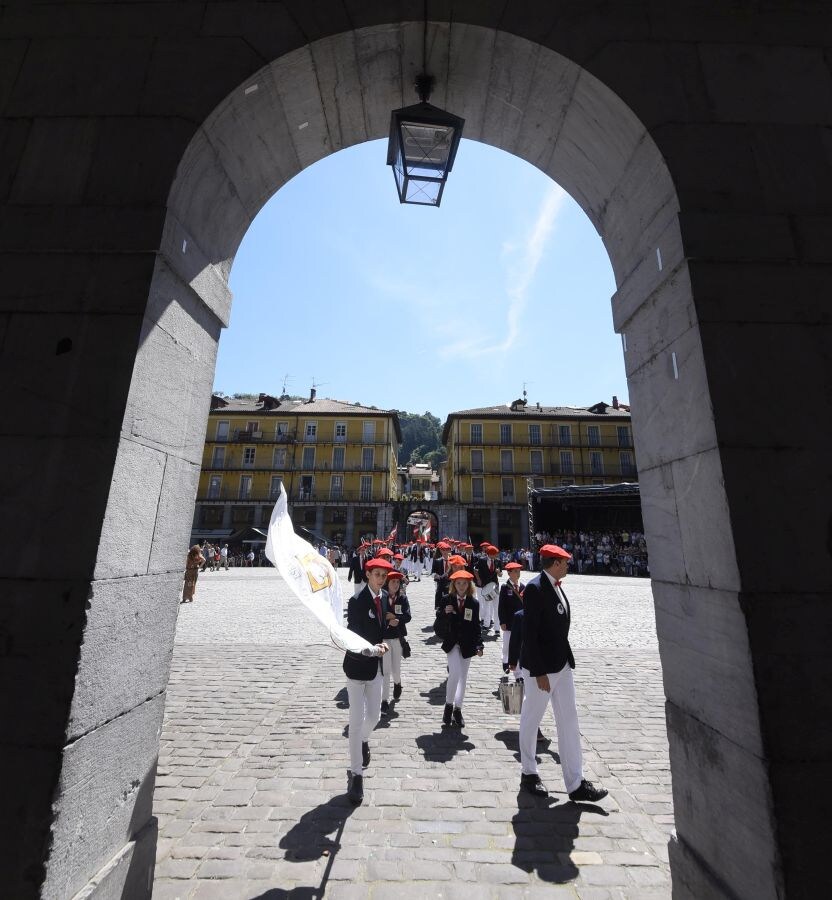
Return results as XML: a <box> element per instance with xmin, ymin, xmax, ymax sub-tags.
<box><xmin>612</xmin><ymin>395</ymin><xmax>619</xmax><ymax>409</ymax></box>
<box><xmin>309</xmin><ymin>387</ymin><xmax>317</xmax><ymax>403</ymax></box>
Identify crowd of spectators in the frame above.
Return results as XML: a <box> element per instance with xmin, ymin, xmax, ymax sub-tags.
<box><xmin>533</xmin><ymin>529</ymin><xmax>649</xmax><ymax>577</ymax></box>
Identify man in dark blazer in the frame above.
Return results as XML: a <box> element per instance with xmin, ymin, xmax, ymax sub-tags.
<box><xmin>343</xmin><ymin>557</ymin><xmax>392</xmax><ymax>804</ymax></box>
<box><xmin>518</xmin><ymin>544</ymin><xmax>608</xmax><ymax>803</ymax></box>
<box><xmin>347</xmin><ymin>545</ymin><xmax>367</xmax><ymax>597</ymax></box>
<box><xmin>475</xmin><ymin>544</ymin><xmax>501</xmax><ymax>632</ymax></box>
<box><xmin>431</xmin><ymin>541</ymin><xmax>452</xmax><ymax>609</ymax></box>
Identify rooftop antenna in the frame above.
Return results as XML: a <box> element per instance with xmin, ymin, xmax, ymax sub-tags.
<box><xmin>280</xmin><ymin>374</ymin><xmax>292</xmax><ymax>396</ymax></box>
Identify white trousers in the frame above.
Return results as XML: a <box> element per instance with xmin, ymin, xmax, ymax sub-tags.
<box><xmin>346</xmin><ymin>673</ymin><xmax>382</xmax><ymax>775</ymax></box>
<box><xmin>381</xmin><ymin>637</ymin><xmax>403</xmax><ymax>701</ymax></box>
<box><xmin>501</xmin><ymin>628</ymin><xmax>511</xmax><ymax>665</ymax></box>
<box><xmin>518</xmin><ymin>665</ymin><xmax>583</xmax><ymax>794</ymax></box>
<box><xmin>445</xmin><ymin>645</ymin><xmax>471</xmax><ymax>707</ymax></box>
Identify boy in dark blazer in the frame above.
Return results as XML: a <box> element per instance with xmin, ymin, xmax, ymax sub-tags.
<box><xmin>518</xmin><ymin>544</ymin><xmax>608</xmax><ymax>803</ymax></box>
<box><xmin>437</xmin><ymin>570</ymin><xmax>484</xmax><ymax>727</ymax></box>
<box><xmin>343</xmin><ymin>557</ymin><xmax>391</xmax><ymax>804</ymax></box>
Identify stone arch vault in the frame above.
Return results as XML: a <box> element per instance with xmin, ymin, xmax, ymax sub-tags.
<box><xmin>1</xmin><ymin>5</ymin><xmax>831</xmax><ymax>898</ymax></box>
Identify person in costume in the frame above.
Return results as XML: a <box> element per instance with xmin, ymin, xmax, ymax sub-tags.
<box><xmin>498</xmin><ymin>561</ymin><xmax>525</xmax><ymax>673</ymax></box>
<box><xmin>437</xmin><ymin>570</ymin><xmax>483</xmax><ymax>727</ymax></box>
<box><xmin>380</xmin><ymin>570</ymin><xmax>411</xmax><ymax>715</ymax></box>
<box><xmin>475</xmin><ymin>544</ymin><xmax>502</xmax><ymax>634</ymax></box>
<box><xmin>518</xmin><ymin>544</ymin><xmax>608</xmax><ymax>803</ymax></box>
<box><xmin>343</xmin><ymin>557</ymin><xmax>391</xmax><ymax>804</ymax></box>
<box><xmin>431</xmin><ymin>541</ymin><xmax>453</xmax><ymax>610</ymax></box>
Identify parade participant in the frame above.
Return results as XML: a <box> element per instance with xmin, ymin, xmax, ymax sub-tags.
<box><xmin>476</xmin><ymin>544</ymin><xmax>501</xmax><ymax>634</ymax></box>
<box><xmin>518</xmin><ymin>545</ymin><xmax>608</xmax><ymax>803</ymax></box>
<box><xmin>347</xmin><ymin>544</ymin><xmax>367</xmax><ymax>598</ymax></box>
<box><xmin>437</xmin><ymin>570</ymin><xmax>484</xmax><ymax>727</ymax></box>
<box><xmin>498</xmin><ymin>561</ymin><xmax>525</xmax><ymax>673</ymax></box>
<box><xmin>380</xmin><ymin>570</ymin><xmax>412</xmax><ymax>715</ymax></box>
<box><xmin>392</xmin><ymin>552</ymin><xmax>410</xmax><ymax>586</ymax></box>
<box><xmin>343</xmin><ymin>557</ymin><xmax>392</xmax><ymax>804</ymax></box>
<box><xmin>432</xmin><ymin>541</ymin><xmax>453</xmax><ymax>610</ymax></box>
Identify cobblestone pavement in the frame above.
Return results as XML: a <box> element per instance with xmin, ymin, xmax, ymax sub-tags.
<box><xmin>153</xmin><ymin>569</ymin><xmax>672</xmax><ymax>899</ymax></box>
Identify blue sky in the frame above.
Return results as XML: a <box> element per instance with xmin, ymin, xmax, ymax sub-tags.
<box><xmin>219</xmin><ymin>138</ymin><xmax>626</xmax><ymax>423</ymax></box>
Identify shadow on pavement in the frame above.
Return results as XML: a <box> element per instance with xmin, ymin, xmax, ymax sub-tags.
<box><xmin>333</xmin><ymin>687</ymin><xmax>348</xmax><ymax>709</ymax></box>
<box><xmin>279</xmin><ymin>795</ymin><xmax>357</xmax><ymax>862</ymax></box>
<box><xmin>494</xmin><ymin>729</ymin><xmax>559</xmax><ymax>765</ymax></box>
<box><xmin>511</xmin><ymin>792</ymin><xmax>609</xmax><ymax>883</ymax></box>
<box><xmin>419</xmin><ymin>681</ymin><xmax>448</xmax><ymax>706</ymax></box>
<box><xmin>415</xmin><ymin>730</ymin><xmax>475</xmax><ymax>762</ymax></box>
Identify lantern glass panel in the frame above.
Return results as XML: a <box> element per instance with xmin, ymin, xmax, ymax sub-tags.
<box><xmin>400</xmin><ymin>121</ymin><xmax>454</xmax><ymax>175</ymax></box>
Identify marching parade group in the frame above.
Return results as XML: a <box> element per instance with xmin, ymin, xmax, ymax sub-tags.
<box><xmin>341</xmin><ymin>538</ymin><xmax>609</xmax><ymax>808</ymax></box>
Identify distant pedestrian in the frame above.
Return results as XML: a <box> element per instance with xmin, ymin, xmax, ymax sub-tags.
<box><xmin>182</xmin><ymin>545</ymin><xmax>205</xmax><ymax>603</ymax></box>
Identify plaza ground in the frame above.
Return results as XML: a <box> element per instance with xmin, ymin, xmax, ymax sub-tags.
<box><xmin>153</xmin><ymin>568</ymin><xmax>672</xmax><ymax>899</ymax></box>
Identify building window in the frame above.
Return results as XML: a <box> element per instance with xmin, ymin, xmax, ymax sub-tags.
<box><xmin>590</xmin><ymin>451</ymin><xmax>604</xmax><ymax>475</ymax></box>
<box><xmin>335</xmin><ymin>422</ymin><xmax>347</xmax><ymax>441</ymax></box>
<box><xmin>587</xmin><ymin>425</ymin><xmax>600</xmax><ymax>447</ymax></box>
<box><xmin>273</xmin><ymin>447</ymin><xmax>286</xmax><ymax>468</ymax></box>
<box><xmin>360</xmin><ymin>475</ymin><xmax>373</xmax><ymax>501</ymax></box>
<box><xmin>558</xmin><ymin>424</ymin><xmax>571</xmax><ymax>446</ymax></box>
<box><xmin>500</xmin><ymin>449</ymin><xmax>513</xmax><ymax>472</ymax></box>
<box><xmin>216</xmin><ymin>420</ymin><xmax>229</xmax><ymax>441</ymax></box>
<box><xmin>303</xmin><ymin>508</ymin><xmax>316</xmax><ymax>525</ymax></box>
<box><xmin>532</xmin><ymin>477</ymin><xmax>544</xmax><ymax>489</ymax></box>
<box><xmin>471</xmin><ymin>477</ymin><xmax>484</xmax><ymax>501</ymax></box>
<box><xmin>362</xmin><ymin>447</ymin><xmax>374</xmax><ymax>471</ymax></box>
<box><xmin>332</xmin><ymin>446</ymin><xmax>345</xmax><ymax>469</ymax></box>
<box><xmin>269</xmin><ymin>476</ymin><xmax>283</xmax><ymax>499</ymax></box>
<box><xmin>500</xmin><ymin>423</ymin><xmax>512</xmax><ymax>445</ymax></box>
<box><xmin>470</xmin><ymin>449</ymin><xmax>483</xmax><ymax>472</ymax></box>
<box><xmin>276</xmin><ymin>421</ymin><xmax>289</xmax><ymax>440</ymax></box>
<box><xmin>211</xmin><ymin>446</ymin><xmax>225</xmax><ymax>467</ymax></box>
<box><xmin>529</xmin><ymin>424</ymin><xmax>541</xmax><ymax>445</ymax></box>
<box><xmin>247</xmin><ymin>421</ymin><xmax>260</xmax><ymax>435</ymax></box>
<box><xmin>620</xmin><ymin>451</ymin><xmax>636</xmax><ymax>477</ymax></box>
<box><xmin>232</xmin><ymin>506</ymin><xmax>254</xmax><ymax>524</ymax></box>
<box><xmin>302</xmin><ymin>446</ymin><xmax>315</xmax><ymax>469</ymax></box>
<box><xmin>470</xmin><ymin>423</ymin><xmax>482</xmax><ymax>443</ymax></box>
<box><xmin>207</xmin><ymin>475</ymin><xmax>222</xmax><ymax>499</ymax></box>
<box><xmin>243</xmin><ymin>447</ymin><xmax>256</xmax><ymax>468</ymax></box>
<box><xmin>560</xmin><ymin>450</ymin><xmax>573</xmax><ymax>475</ymax></box>
<box><xmin>501</xmin><ymin>477</ymin><xmax>515</xmax><ymax>501</ymax></box>
<box><xmin>330</xmin><ymin>475</ymin><xmax>343</xmax><ymax>499</ymax></box>
<box><xmin>617</xmin><ymin>425</ymin><xmax>632</xmax><ymax>448</ymax></box>
<box><xmin>305</xmin><ymin>422</ymin><xmax>317</xmax><ymax>441</ymax></box>
<box><xmin>299</xmin><ymin>475</ymin><xmax>314</xmax><ymax>499</ymax></box>
<box><xmin>201</xmin><ymin>506</ymin><xmax>223</xmax><ymax>526</ymax></box>
<box><xmin>362</xmin><ymin>421</ymin><xmax>375</xmax><ymax>442</ymax></box>
<box><xmin>530</xmin><ymin>449</ymin><xmax>543</xmax><ymax>474</ymax></box>
<box><xmin>239</xmin><ymin>475</ymin><xmax>252</xmax><ymax>499</ymax></box>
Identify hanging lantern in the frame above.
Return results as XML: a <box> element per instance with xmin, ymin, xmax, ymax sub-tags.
<box><xmin>387</xmin><ymin>75</ymin><xmax>464</xmax><ymax>207</ymax></box>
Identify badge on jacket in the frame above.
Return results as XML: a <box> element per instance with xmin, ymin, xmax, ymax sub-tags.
<box><xmin>394</xmin><ymin>604</ymin><xmax>402</xmax><ymax>614</ymax></box>
<box><xmin>464</xmin><ymin>608</ymin><xmax>473</xmax><ymax>621</ymax></box>
<box><xmin>368</xmin><ymin>609</ymin><xmax>376</xmax><ymax>619</ymax></box>
<box><xmin>557</xmin><ymin>603</ymin><xmax>565</xmax><ymax>615</ymax></box>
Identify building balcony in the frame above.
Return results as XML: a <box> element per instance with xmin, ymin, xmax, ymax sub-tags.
<box><xmin>196</xmin><ymin>490</ymin><xmax>394</xmax><ymax>504</ymax></box>
<box><xmin>202</xmin><ymin>462</ymin><xmax>392</xmax><ymax>474</ymax></box>
<box><xmin>208</xmin><ymin>433</ymin><xmax>394</xmax><ymax>447</ymax></box>
<box><xmin>453</xmin><ymin>435</ymin><xmax>633</xmax><ymax>450</ymax></box>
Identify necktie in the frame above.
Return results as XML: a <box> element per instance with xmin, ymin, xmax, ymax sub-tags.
<box><xmin>458</xmin><ymin>598</ymin><xmax>465</xmax><ymax>614</ymax></box>
<box><xmin>373</xmin><ymin>594</ymin><xmax>382</xmax><ymax>622</ymax></box>
<box><xmin>555</xmin><ymin>580</ymin><xmax>562</xmax><ymax>587</ymax></box>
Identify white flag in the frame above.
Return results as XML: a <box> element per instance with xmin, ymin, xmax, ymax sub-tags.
<box><xmin>265</xmin><ymin>485</ymin><xmax>372</xmax><ymax>654</ymax></box>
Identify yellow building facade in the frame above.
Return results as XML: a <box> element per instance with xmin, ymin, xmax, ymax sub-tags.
<box><xmin>442</xmin><ymin>400</ymin><xmax>636</xmax><ymax>547</ymax></box>
<box><xmin>194</xmin><ymin>395</ymin><xmax>401</xmax><ymax>546</ymax></box>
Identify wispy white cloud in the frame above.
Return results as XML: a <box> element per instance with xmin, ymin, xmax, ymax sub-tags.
<box><xmin>437</xmin><ymin>184</ymin><xmax>567</xmax><ymax>360</ymax></box>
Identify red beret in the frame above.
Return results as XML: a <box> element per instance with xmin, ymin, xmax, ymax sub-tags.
<box><xmin>486</xmin><ymin>545</ymin><xmax>499</xmax><ymax>556</ymax></box>
<box><xmin>449</xmin><ymin>570</ymin><xmax>475</xmax><ymax>581</ymax></box>
<box><xmin>539</xmin><ymin>544</ymin><xmax>572</xmax><ymax>560</ymax></box>
<box><xmin>365</xmin><ymin>557</ymin><xmax>394</xmax><ymax>571</ymax></box>
<box><xmin>479</xmin><ymin>541</ymin><xmax>491</xmax><ymax>548</ymax></box>
<box><xmin>386</xmin><ymin>570</ymin><xmax>404</xmax><ymax>580</ymax></box>
<box><xmin>504</xmin><ymin>562</ymin><xmax>523</xmax><ymax>570</ymax></box>
<box><xmin>447</xmin><ymin>555</ymin><xmax>467</xmax><ymax>566</ymax></box>
<box><xmin>393</xmin><ymin>553</ymin><xmax>404</xmax><ymax>560</ymax></box>
<box><xmin>436</xmin><ymin>541</ymin><xmax>451</xmax><ymax>550</ymax></box>
<box><xmin>377</xmin><ymin>548</ymin><xmax>394</xmax><ymax>557</ymax></box>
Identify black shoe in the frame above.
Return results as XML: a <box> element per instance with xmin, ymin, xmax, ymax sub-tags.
<box><xmin>568</xmin><ymin>779</ymin><xmax>608</xmax><ymax>802</ymax></box>
<box><xmin>520</xmin><ymin>773</ymin><xmax>548</xmax><ymax>797</ymax></box>
<box><xmin>347</xmin><ymin>772</ymin><xmax>364</xmax><ymax>804</ymax></box>
<box><xmin>502</xmin><ymin>663</ymin><xmax>510</xmax><ymax>674</ymax></box>
<box><xmin>362</xmin><ymin>742</ymin><xmax>370</xmax><ymax>768</ymax></box>
<box><xmin>442</xmin><ymin>703</ymin><xmax>453</xmax><ymax>726</ymax></box>
<box><xmin>380</xmin><ymin>700</ymin><xmax>389</xmax><ymax>716</ymax></box>
<box><xmin>393</xmin><ymin>683</ymin><xmax>402</xmax><ymax>700</ymax></box>
<box><xmin>452</xmin><ymin>707</ymin><xmax>464</xmax><ymax>727</ymax></box>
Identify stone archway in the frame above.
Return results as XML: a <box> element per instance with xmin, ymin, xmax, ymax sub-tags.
<box><xmin>3</xmin><ymin>7</ymin><xmax>831</xmax><ymax>899</ymax></box>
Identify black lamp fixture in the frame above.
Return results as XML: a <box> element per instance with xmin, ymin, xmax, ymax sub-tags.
<box><xmin>387</xmin><ymin>10</ymin><xmax>464</xmax><ymax>206</ymax></box>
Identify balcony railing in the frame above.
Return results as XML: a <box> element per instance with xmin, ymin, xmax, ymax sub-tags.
<box><xmin>209</xmin><ymin>433</ymin><xmax>393</xmax><ymax>446</ymax></box>
<box><xmin>197</xmin><ymin>489</ymin><xmax>395</xmax><ymax>504</ymax></box>
<box><xmin>202</xmin><ymin>462</ymin><xmax>391</xmax><ymax>474</ymax></box>
<box><xmin>454</xmin><ymin>434</ymin><xmax>632</xmax><ymax>450</ymax></box>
